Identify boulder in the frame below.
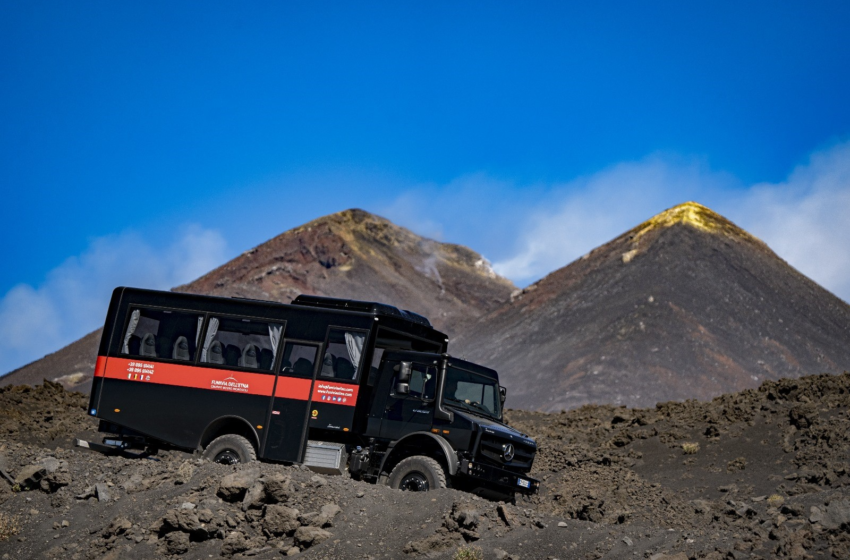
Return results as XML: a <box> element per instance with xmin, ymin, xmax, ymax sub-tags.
<box><xmin>161</xmin><ymin>509</ymin><xmax>202</xmax><ymax>534</ymax></box>
<box><xmin>95</xmin><ymin>482</ymin><xmax>111</xmax><ymax>502</ymax></box>
<box><xmin>217</xmin><ymin>470</ymin><xmax>259</xmax><ymax>502</ymax></box>
<box><xmin>263</xmin><ymin>504</ymin><xmax>301</xmax><ymax>536</ymax></box>
<box><xmin>221</xmin><ymin>531</ymin><xmax>249</xmax><ymax>556</ymax></box>
<box><xmin>822</xmin><ymin>500</ymin><xmax>850</xmax><ymax>531</ymax></box>
<box><xmin>164</xmin><ymin>531</ymin><xmax>190</xmax><ymax>555</ymax></box>
<box><xmin>294</xmin><ymin>526</ymin><xmax>332</xmax><ymax>549</ymax></box>
<box><xmin>263</xmin><ymin>474</ymin><xmax>290</xmax><ymax>503</ymax></box>
<box><xmin>310</xmin><ymin>503</ymin><xmax>341</xmax><ymax>527</ymax></box>
<box><xmin>103</xmin><ymin>517</ymin><xmax>132</xmax><ymax>538</ymax></box>
<box><xmin>241</xmin><ymin>480</ymin><xmax>266</xmax><ymax>511</ymax></box>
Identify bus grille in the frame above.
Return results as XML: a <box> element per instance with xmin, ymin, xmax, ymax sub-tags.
<box><xmin>476</xmin><ymin>434</ymin><xmax>535</xmax><ymax>472</ymax></box>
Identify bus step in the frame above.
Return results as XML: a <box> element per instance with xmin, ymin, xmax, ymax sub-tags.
<box><xmin>75</xmin><ymin>438</ymin><xmax>124</xmax><ymax>455</ymax></box>
<box><xmin>75</xmin><ymin>438</ymin><xmax>159</xmax><ymax>460</ymax></box>
<box><xmin>303</xmin><ymin>441</ymin><xmax>347</xmax><ymax>475</ymax></box>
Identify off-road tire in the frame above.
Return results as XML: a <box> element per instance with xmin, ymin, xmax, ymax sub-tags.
<box><xmin>202</xmin><ymin>434</ymin><xmax>257</xmax><ymax>465</ymax></box>
<box><xmin>387</xmin><ymin>456</ymin><xmax>447</xmax><ymax>492</ymax></box>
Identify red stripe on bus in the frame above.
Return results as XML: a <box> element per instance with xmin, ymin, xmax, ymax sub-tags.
<box><xmin>274</xmin><ymin>376</ymin><xmax>313</xmax><ymax>400</ymax></box>
<box><xmin>312</xmin><ymin>381</ymin><xmax>359</xmax><ymax>407</ymax></box>
<box><xmin>103</xmin><ymin>357</ymin><xmax>276</xmax><ymax>397</ymax></box>
<box><xmin>94</xmin><ymin>356</ymin><xmax>108</xmax><ymax>377</ymax></box>
<box><xmin>102</xmin><ymin>357</ymin><xmax>354</xmax><ymax>406</ymax></box>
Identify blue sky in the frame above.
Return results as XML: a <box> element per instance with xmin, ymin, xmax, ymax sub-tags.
<box><xmin>2</xmin><ymin>2</ymin><xmax>850</xmax><ymax>373</ymax></box>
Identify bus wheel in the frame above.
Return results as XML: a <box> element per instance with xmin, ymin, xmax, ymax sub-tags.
<box><xmin>202</xmin><ymin>434</ymin><xmax>257</xmax><ymax>465</ymax></box>
<box><xmin>388</xmin><ymin>456</ymin><xmax>446</xmax><ymax>492</ymax></box>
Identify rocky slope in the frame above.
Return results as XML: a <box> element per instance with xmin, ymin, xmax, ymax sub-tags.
<box><xmin>1</xmin><ymin>209</ymin><xmax>514</xmax><ymax>393</ymax></box>
<box><xmin>453</xmin><ymin>202</ymin><xmax>850</xmax><ymax>411</ymax></box>
<box><xmin>1</xmin><ymin>372</ymin><xmax>849</xmax><ymax>559</ymax></box>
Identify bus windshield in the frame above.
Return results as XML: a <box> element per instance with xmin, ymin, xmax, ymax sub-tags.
<box><xmin>443</xmin><ymin>365</ymin><xmax>501</xmax><ymax>421</ymax></box>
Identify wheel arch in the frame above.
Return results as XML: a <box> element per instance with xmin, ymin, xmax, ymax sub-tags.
<box><xmin>380</xmin><ymin>432</ymin><xmax>458</xmax><ymax>476</ymax></box>
<box><xmin>198</xmin><ymin>416</ymin><xmax>260</xmax><ymax>453</ymax></box>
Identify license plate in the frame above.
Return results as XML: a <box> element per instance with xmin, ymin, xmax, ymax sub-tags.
<box><xmin>517</xmin><ymin>478</ymin><xmax>530</xmax><ymax>488</ymax></box>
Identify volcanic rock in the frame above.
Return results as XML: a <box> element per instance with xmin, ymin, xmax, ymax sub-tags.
<box><xmin>262</xmin><ymin>504</ymin><xmax>300</xmax><ymax>536</ymax></box>
<box><xmin>293</xmin><ymin>525</ymin><xmax>332</xmax><ymax>548</ymax></box>
<box><xmin>218</xmin><ymin>470</ymin><xmax>259</xmax><ymax>502</ymax></box>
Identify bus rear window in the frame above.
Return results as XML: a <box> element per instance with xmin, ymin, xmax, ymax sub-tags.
<box><xmin>199</xmin><ymin>316</ymin><xmax>282</xmax><ymax>372</ymax></box>
<box><xmin>121</xmin><ymin>308</ymin><xmax>203</xmax><ymax>361</ymax></box>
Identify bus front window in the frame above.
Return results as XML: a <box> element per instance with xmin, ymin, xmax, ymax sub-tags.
<box><xmin>443</xmin><ymin>366</ymin><xmax>501</xmax><ymax>420</ymax></box>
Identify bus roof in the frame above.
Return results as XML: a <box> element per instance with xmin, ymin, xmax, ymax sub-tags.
<box><xmin>292</xmin><ymin>295</ymin><xmax>431</xmax><ymax>327</ymax></box>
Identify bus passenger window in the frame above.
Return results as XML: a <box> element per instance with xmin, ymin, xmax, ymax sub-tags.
<box><xmin>121</xmin><ymin>308</ymin><xmax>203</xmax><ymax>362</ymax></box>
<box><xmin>199</xmin><ymin>316</ymin><xmax>282</xmax><ymax>373</ymax></box>
<box><xmin>280</xmin><ymin>343</ymin><xmax>318</xmax><ymax>378</ymax></box>
<box><xmin>320</xmin><ymin>328</ymin><xmax>366</xmax><ymax>381</ymax></box>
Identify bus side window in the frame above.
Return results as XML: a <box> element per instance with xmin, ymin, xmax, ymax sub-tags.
<box><xmin>199</xmin><ymin>316</ymin><xmax>283</xmax><ymax>373</ymax></box>
<box><xmin>393</xmin><ymin>364</ymin><xmax>436</xmax><ymax>400</ymax></box>
<box><xmin>320</xmin><ymin>328</ymin><xmax>366</xmax><ymax>381</ymax></box>
<box><xmin>280</xmin><ymin>343</ymin><xmax>318</xmax><ymax>378</ymax></box>
<box><xmin>121</xmin><ymin>308</ymin><xmax>203</xmax><ymax>362</ymax></box>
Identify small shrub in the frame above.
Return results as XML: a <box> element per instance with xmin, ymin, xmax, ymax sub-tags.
<box><xmin>682</xmin><ymin>442</ymin><xmax>700</xmax><ymax>455</ymax></box>
<box><xmin>0</xmin><ymin>513</ymin><xmax>20</xmax><ymax>542</ymax></box>
<box><xmin>767</xmin><ymin>494</ymin><xmax>785</xmax><ymax>508</ymax></box>
<box><xmin>727</xmin><ymin>457</ymin><xmax>747</xmax><ymax>472</ymax></box>
<box><xmin>453</xmin><ymin>545</ymin><xmax>484</xmax><ymax>560</ymax></box>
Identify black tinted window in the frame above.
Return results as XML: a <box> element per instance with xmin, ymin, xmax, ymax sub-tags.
<box><xmin>280</xmin><ymin>343</ymin><xmax>318</xmax><ymax>378</ymax></box>
<box><xmin>121</xmin><ymin>308</ymin><xmax>203</xmax><ymax>361</ymax></box>
<box><xmin>393</xmin><ymin>364</ymin><xmax>436</xmax><ymax>400</ymax></box>
<box><xmin>200</xmin><ymin>316</ymin><xmax>283</xmax><ymax>372</ymax></box>
<box><xmin>320</xmin><ymin>328</ymin><xmax>366</xmax><ymax>381</ymax></box>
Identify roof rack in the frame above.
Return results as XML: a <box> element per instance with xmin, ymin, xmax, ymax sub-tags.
<box><xmin>292</xmin><ymin>295</ymin><xmax>431</xmax><ymax>327</ymax></box>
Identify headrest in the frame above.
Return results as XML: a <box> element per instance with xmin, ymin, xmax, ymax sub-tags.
<box><xmin>140</xmin><ymin>333</ymin><xmax>157</xmax><ymax>357</ymax></box>
<box><xmin>172</xmin><ymin>336</ymin><xmax>190</xmax><ymax>361</ymax></box>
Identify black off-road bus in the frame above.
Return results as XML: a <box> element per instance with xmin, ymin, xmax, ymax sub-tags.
<box><xmin>87</xmin><ymin>287</ymin><xmax>538</xmax><ymax>497</ymax></box>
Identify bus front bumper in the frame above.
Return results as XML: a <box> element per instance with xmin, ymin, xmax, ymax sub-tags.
<box><xmin>459</xmin><ymin>458</ymin><xmax>539</xmax><ymax>494</ymax></box>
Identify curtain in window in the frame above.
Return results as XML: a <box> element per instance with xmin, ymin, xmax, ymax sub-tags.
<box><xmin>122</xmin><ymin>309</ymin><xmax>141</xmax><ymax>354</ymax></box>
<box><xmin>344</xmin><ymin>331</ymin><xmax>365</xmax><ymax>379</ymax></box>
<box><xmin>195</xmin><ymin>316</ymin><xmax>204</xmax><ymax>347</ymax></box>
<box><xmin>268</xmin><ymin>324</ymin><xmax>282</xmax><ymax>359</ymax></box>
<box><xmin>200</xmin><ymin>317</ymin><xmax>220</xmax><ymax>362</ymax></box>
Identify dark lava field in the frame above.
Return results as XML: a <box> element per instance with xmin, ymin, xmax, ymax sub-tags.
<box><xmin>1</xmin><ymin>373</ymin><xmax>849</xmax><ymax>559</ymax></box>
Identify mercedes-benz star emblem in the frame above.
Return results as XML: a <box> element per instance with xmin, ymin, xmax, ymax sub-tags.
<box><xmin>502</xmin><ymin>443</ymin><xmax>515</xmax><ymax>462</ymax></box>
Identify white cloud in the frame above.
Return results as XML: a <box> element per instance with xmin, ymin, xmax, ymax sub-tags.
<box><xmin>729</xmin><ymin>142</ymin><xmax>850</xmax><ymax>302</ymax></box>
<box><xmin>383</xmin><ymin>142</ymin><xmax>850</xmax><ymax>304</ymax></box>
<box><xmin>491</xmin><ymin>156</ymin><xmax>736</xmax><ymax>281</ymax></box>
<box><xmin>0</xmin><ymin>225</ymin><xmax>227</xmax><ymax>375</ymax></box>
<box><xmin>490</xmin><ymin>141</ymin><xmax>850</xmax><ymax>303</ymax></box>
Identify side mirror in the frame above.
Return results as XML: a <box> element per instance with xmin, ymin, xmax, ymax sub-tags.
<box><xmin>499</xmin><ymin>386</ymin><xmax>507</xmax><ymax>404</ymax></box>
<box><xmin>395</xmin><ymin>382</ymin><xmax>410</xmax><ymax>395</ymax></box>
<box><xmin>394</xmin><ymin>361</ymin><xmax>412</xmax><ymax>383</ymax></box>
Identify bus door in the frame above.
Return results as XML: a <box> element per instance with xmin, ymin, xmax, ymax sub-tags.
<box><xmin>379</xmin><ymin>360</ymin><xmax>438</xmax><ymax>441</ymax></box>
<box><xmin>306</xmin><ymin>327</ymin><xmax>367</xmax><ymax>433</ymax></box>
<box><xmin>262</xmin><ymin>340</ymin><xmax>320</xmax><ymax>462</ymax></box>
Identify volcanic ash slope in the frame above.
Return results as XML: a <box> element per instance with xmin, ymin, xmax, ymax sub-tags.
<box><xmin>453</xmin><ymin>201</ymin><xmax>850</xmax><ymax>411</ymax></box>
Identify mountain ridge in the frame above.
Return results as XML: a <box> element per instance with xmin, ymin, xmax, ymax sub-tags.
<box><xmin>453</xmin><ymin>201</ymin><xmax>850</xmax><ymax>411</ymax></box>
<box><xmin>1</xmin><ymin>209</ymin><xmax>514</xmax><ymax>391</ymax></box>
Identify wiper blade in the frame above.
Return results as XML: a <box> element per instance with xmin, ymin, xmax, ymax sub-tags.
<box><xmin>444</xmin><ymin>398</ymin><xmax>495</xmax><ymax>420</ymax></box>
